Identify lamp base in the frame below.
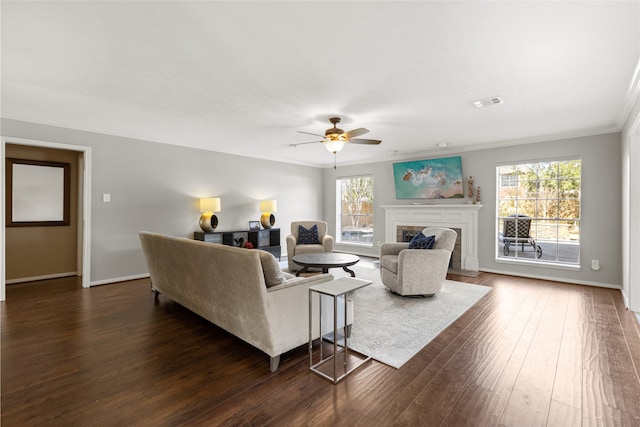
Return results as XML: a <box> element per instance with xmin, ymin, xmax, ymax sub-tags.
<box><xmin>260</xmin><ymin>212</ymin><xmax>275</xmax><ymax>229</ymax></box>
<box><xmin>199</xmin><ymin>213</ymin><xmax>219</xmax><ymax>232</ymax></box>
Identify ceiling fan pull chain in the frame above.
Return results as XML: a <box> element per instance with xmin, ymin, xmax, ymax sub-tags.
<box><xmin>334</xmin><ymin>152</ymin><xmax>337</xmax><ymax>169</ymax></box>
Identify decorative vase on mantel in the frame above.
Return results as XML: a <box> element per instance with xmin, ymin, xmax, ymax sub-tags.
<box><xmin>467</xmin><ymin>176</ymin><xmax>475</xmax><ymax>204</ymax></box>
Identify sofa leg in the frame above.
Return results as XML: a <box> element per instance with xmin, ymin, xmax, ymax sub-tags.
<box><xmin>270</xmin><ymin>355</ymin><xmax>281</xmax><ymax>372</ymax></box>
<box><xmin>152</xmin><ymin>289</ymin><xmax>160</xmax><ymax>302</ymax></box>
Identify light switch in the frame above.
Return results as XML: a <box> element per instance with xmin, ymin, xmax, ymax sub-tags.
<box><xmin>103</xmin><ymin>193</ymin><xmax>111</xmax><ymax>203</ymax></box>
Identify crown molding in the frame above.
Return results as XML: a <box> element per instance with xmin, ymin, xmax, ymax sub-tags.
<box><xmin>329</xmin><ymin>125</ymin><xmax>622</xmax><ymax>169</ymax></box>
<box><xmin>1</xmin><ymin>111</ymin><xmax>623</xmax><ymax>171</ymax></box>
<box><xmin>617</xmin><ymin>58</ymin><xmax>640</xmax><ymax>129</ymax></box>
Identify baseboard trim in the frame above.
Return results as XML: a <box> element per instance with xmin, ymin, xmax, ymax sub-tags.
<box><xmin>480</xmin><ymin>268</ymin><xmax>621</xmax><ymax>289</ymax></box>
<box><xmin>91</xmin><ymin>273</ymin><xmax>150</xmax><ymax>286</ymax></box>
<box><xmin>6</xmin><ymin>272</ymin><xmax>77</xmax><ymax>284</ymax></box>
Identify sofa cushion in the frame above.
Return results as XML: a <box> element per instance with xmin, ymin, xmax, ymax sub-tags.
<box><xmin>408</xmin><ymin>232</ymin><xmax>436</xmax><ymax>249</ymax></box>
<box><xmin>297</xmin><ymin>224</ymin><xmax>320</xmax><ymax>244</ymax></box>
<box><xmin>258</xmin><ymin>250</ymin><xmax>285</xmax><ymax>287</ymax></box>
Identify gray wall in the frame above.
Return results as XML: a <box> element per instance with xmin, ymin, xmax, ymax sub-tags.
<box><xmin>323</xmin><ymin>132</ymin><xmax>622</xmax><ymax>287</ymax></box>
<box><xmin>2</xmin><ymin>118</ymin><xmax>325</xmax><ymax>284</ymax></box>
<box><xmin>1</xmin><ymin>118</ymin><xmax>623</xmax><ymax>288</ymax></box>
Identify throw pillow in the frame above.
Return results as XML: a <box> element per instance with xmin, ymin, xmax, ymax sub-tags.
<box><xmin>297</xmin><ymin>224</ymin><xmax>320</xmax><ymax>244</ymax></box>
<box><xmin>408</xmin><ymin>232</ymin><xmax>436</xmax><ymax>249</ymax></box>
<box><xmin>258</xmin><ymin>250</ymin><xmax>285</xmax><ymax>287</ymax></box>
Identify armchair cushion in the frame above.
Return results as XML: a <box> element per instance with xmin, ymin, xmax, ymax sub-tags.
<box><xmin>297</xmin><ymin>224</ymin><xmax>320</xmax><ymax>244</ymax></box>
<box><xmin>380</xmin><ymin>254</ymin><xmax>399</xmax><ymax>274</ymax></box>
<box><xmin>407</xmin><ymin>232</ymin><xmax>436</xmax><ymax>249</ymax></box>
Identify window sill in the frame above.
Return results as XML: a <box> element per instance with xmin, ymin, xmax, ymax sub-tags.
<box><xmin>336</xmin><ymin>241</ymin><xmax>374</xmax><ymax>248</ymax></box>
<box><xmin>495</xmin><ymin>257</ymin><xmax>580</xmax><ymax>271</ymax></box>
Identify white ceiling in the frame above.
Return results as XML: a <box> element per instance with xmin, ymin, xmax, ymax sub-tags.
<box><xmin>2</xmin><ymin>1</ymin><xmax>639</xmax><ymax>168</ymax></box>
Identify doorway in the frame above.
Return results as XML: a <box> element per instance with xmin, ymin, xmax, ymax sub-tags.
<box><xmin>1</xmin><ymin>137</ymin><xmax>92</xmax><ymax>300</ymax></box>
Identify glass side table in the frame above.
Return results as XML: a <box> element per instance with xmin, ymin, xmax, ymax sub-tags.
<box><xmin>308</xmin><ymin>277</ymin><xmax>372</xmax><ymax>383</ymax></box>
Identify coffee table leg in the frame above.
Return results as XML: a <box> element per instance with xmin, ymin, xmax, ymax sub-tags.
<box><xmin>342</xmin><ymin>266</ymin><xmax>356</xmax><ymax>277</ymax></box>
<box><xmin>296</xmin><ymin>266</ymin><xmax>309</xmax><ymax>277</ymax></box>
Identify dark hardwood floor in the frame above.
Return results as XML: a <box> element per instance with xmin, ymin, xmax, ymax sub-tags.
<box><xmin>2</xmin><ymin>272</ymin><xmax>639</xmax><ymax>426</ymax></box>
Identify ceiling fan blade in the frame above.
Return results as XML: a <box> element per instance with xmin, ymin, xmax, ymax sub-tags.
<box><xmin>343</xmin><ymin>128</ymin><xmax>369</xmax><ymax>139</ymax></box>
<box><xmin>297</xmin><ymin>130</ymin><xmax>325</xmax><ymax>138</ymax></box>
<box><xmin>290</xmin><ymin>140</ymin><xmax>324</xmax><ymax>147</ymax></box>
<box><xmin>348</xmin><ymin>138</ymin><xmax>382</xmax><ymax>145</ymax></box>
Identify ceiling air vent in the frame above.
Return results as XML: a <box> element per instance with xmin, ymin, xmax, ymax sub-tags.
<box><xmin>472</xmin><ymin>96</ymin><xmax>503</xmax><ymax>108</ymax></box>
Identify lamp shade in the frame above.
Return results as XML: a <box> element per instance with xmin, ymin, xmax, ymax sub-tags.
<box><xmin>259</xmin><ymin>200</ymin><xmax>277</xmax><ymax>212</ymax></box>
<box><xmin>324</xmin><ymin>140</ymin><xmax>346</xmax><ymax>153</ymax></box>
<box><xmin>200</xmin><ymin>197</ymin><xmax>221</xmax><ymax>213</ymax></box>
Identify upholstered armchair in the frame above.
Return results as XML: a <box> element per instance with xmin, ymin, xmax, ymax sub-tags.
<box><xmin>286</xmin><ymin>221</ymin><xmax>334</xmax><ymax>271</ymax></box>
<box><xmin>379</xmin><ymin>227</ymin><xmax>457</xmax><ymax>297</ymax></box>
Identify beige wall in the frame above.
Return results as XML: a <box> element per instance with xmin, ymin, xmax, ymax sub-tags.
<box><xmin>5</xmin><ymin>144</ymin><xmax>79</xmax><ymax>281</ymax></box>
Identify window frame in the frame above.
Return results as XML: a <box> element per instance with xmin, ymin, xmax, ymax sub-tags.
<box><xmin>335</xmin><ymin>175</ymin><xmax>374</xmax><ymax>247</ymax></box>
<box><xmin>496</xmin><ymin>157</ymin><xmax>581</xmax><ymax>270</ymax></box>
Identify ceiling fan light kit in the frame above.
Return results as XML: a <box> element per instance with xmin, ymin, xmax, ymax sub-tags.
<box><xmin>294</xmin><ymin>116</ymin><xmax>382</xmax><ymax>167</ymax></box>
<box><xmin>324</xmin><ymin>140</ymin><xmax>346</xmax><ymax>153</ymax></box>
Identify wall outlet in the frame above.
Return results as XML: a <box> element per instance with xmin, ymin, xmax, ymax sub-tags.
<box><xmin>591</xmin><ymin>259</ymin><xmax>600</xmax><ymax>271</ymax></box>
<box><xmin>103</xmin><ymin>193</ymin><xmax>111</xmax><ymax>203</ymax></box>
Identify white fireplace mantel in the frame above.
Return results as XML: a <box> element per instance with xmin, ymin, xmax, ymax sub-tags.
<box><xmin>381</xmin><ymin>204</ymin><xmax>482</xmax><ymax>272</ymax></box>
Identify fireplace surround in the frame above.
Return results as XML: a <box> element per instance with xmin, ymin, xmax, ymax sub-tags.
<box><xmin>381</xmin><ymin>204</ymin><xmax>482</xmax><ymax>272</ymax></box>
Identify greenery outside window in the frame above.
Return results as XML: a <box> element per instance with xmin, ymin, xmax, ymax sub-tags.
<box><xmin>497</xmin><ymin>158</ymin><xmax>581</xmax><ymax>266</ymax></box>
<box><xmin>336</xmin><ymin>176</ymin><xmax>374</xmax><ymax>246</ymax></box>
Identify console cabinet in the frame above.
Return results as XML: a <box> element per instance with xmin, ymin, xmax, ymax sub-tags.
<box><xmin>194</xmin><ymin>228</ymin><xmax>281</xmax><ymax>260</ymax></box>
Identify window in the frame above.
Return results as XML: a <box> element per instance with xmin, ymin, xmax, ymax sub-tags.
<box><xmin>496</xmin><ymin>159</ymin><xmax>581</xmax><ymax>266</ymax></box>
<box><xmin>336</xmin><ymin>176</ymin><xmax>374</xmax><ymax>246</ymax></box>
<box><xmin>500</xmin><ymin>173</ymin><xmax>518</xmax><ymax>188</ymax></box>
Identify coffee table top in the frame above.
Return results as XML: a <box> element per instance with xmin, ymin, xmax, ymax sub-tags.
<box><xmin>292</xmin><ymin>252</ymin><xmax>359</xmax><ymax>267</ymax></box>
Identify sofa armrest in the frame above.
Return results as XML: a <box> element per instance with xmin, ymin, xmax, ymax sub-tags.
<box><xmin>266</xmin><ymin>273</ymin><xmax>334</xmax><ymax>293</ymax></box>
<box><xmin>380</xmin><ymin>242</ymin><xmax>409</xmax><ymax>258</ymax></box>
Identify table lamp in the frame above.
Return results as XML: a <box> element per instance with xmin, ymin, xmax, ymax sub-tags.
<box><xmin>199</xmin><ymin>197</ymin><xmax>221</xmax><ymax>232</ymax></box>
<box><xmin>260</xmin><ymin>199</ymin><xmax>277</xmax><ymax>229</ymax></box>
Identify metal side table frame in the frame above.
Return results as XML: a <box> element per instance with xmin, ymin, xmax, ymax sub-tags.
<box><xmin>308</xmin><ymin>277</ymin><xmax>372</xmax><ymax>383</ymax></box>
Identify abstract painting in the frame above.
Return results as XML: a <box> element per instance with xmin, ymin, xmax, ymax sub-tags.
<box><xmin>393</xmin><ymin>156</ymin><xmax>464</xmax><ymax>199</ymax></box>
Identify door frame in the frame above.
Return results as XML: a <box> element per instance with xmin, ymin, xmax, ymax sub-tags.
<box><xmin>1</xmin><ymin>137</ymin><xmax>92</xmax><ymax>300</ymax></box>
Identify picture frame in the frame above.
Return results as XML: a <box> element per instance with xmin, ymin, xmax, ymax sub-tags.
<box><xmin>249</xmin><ymin>220</ymin><xmax>261</xmax><ymax>230</ymax></box>
<box><xmin>6</xmin><ymin>158</ymin><xmax>71</xmax><ymax>227</ymax></box>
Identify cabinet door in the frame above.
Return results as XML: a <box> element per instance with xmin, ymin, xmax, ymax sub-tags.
<box><xmin>258</xmin><ymin>230</ymin><xmax>270</xmax><ymax>247</ymax></box>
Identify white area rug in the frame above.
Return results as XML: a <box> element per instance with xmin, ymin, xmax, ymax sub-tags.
<box><xmin>325</xmin><ymin>265</ymin><xmax>491</xmax><ymax>368</ymax></box>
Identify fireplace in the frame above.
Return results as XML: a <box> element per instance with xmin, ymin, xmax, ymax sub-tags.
<box><xmin>381</xmin><ymin>204</ymin><xmax>482</xmax><ymax>272</ymax></box>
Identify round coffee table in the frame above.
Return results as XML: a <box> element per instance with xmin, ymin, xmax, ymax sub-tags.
<box><xmin>292</xmin><ymin>253</ymin><xmax>360</xmax><ymax>277</ymax></box>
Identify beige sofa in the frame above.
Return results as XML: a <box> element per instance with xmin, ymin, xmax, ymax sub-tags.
<box><xmin>139</xmin><ymin>231</ymin><xmax>336</xmax><ymax>371</ymax></box>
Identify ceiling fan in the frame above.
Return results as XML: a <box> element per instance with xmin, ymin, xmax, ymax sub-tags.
<box><xmin>291</xmin><ymin>117</ymin><xmax>381</xmax><ymax>167</ymax></box>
